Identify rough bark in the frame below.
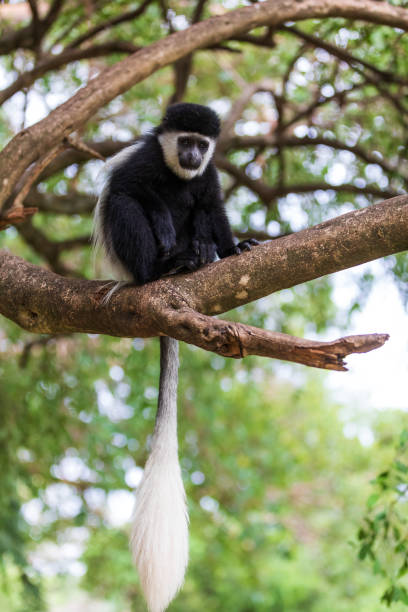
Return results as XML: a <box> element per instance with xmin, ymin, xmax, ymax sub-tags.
<box><xmin>1</xmin><ymin>195</ymin><xmax>407</xmax><ymax>369</ymax></box>
<box><xmin>1</xmin><ymin>0</ymin><xmax>408</xmax><ymax>210</ymax></box>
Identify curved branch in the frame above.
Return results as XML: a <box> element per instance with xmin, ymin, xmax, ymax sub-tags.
<box><xmin>282</xmin><ymin>24</ymin><xmax>408</xmax><ymax>86</ymax></box>
<box><xmin>0</xmin><ymin>0</ymin><xmax>65</xmax><ymax>55</ymax></box>
<box><xmin>66</xmin><ymin>0</ymin><xmax>152</xmax><ymax>49</ymax></box>
<box><xmin>2</xmin><ymin>0</ymin><xmax>408</xmax><ymax>209</ymax></box>
<box><xmin>25</xmin><ymin>190</ymin><xmax>95</xmax><ymax>214</ymax></box>
<box><xmin>0</xmin><ymin>42</ymin><xmax>140</xmax><ymax>106</ymax></box>
<box><xmin>223</xmin><ymin>135</ymin><xmax>407</xmax><ymax>185</ymax></box>
<box><xmin>282</xmin><ymin>82</ymin><xmax>365</xmax><ymax>131</ymax></box>
<box><xmin>0</xmin><ymin>195</ymin><xmax>406</xmax><ymax>370</ymax></box>
<box><xmin>216</xmin><ymin>155</ymin><xmax>400</xmax><ymax>204</ymax></box>
<box><xmin>27</xmin><ymin>0</ymin><xmax>41</xmax><ymax>49</ymax></box>
<box><xmin>12</xmin><ymin>142</ymin><xmax>65</xmax><ymax>211</ymax></box>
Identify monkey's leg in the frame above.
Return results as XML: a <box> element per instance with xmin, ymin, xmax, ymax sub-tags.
<box><xmin>107</xmin><ymin>193</ymin><xmax>159</xmax><ymax>284</ymax></box>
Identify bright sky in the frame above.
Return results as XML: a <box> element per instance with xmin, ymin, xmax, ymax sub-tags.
<box><xmin>326</xmin><ymin>263</ymin><xmax>408</xmax><ymax>412</ymax></box>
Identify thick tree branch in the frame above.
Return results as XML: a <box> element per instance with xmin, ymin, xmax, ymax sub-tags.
<box><xmin>169</xmin><ymin>55</ymin><xmax>194</xmax><ymax>105</ymax></box>
<box><xmin>0</xmin><ymin>195</ymin><xmax>406</xmax><ymax>370</ymax></box>
<box><xmin>2</xmin><ymin>0</ymin><xmax>408</xmax><ymax>210</ymax></box>
<box><xmin>150</xmin><ymin>305</ymin><xmax>388</xmax><ymax>370</ymax></box>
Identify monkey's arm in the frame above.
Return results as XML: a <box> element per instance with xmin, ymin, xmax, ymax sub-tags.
<box><xmin>190</xmin><ymin>208</ymin><xmax>217</xmax><ymax>265</ymax></box>
<box><xmin>140</xmin><ymin>184</ymin><xmax>177</xmax><ymax>256</ymax></box>
<box><xmin>200</xmin><ymin>167</ymin><xmax>258</xmax><ymax>258</ymax></box>
<box><xmin>196</xmin><ymin>165</ymin><xmax>235</xmax><ymax>258</ymax></box>
<box><xmin>211</xmin><ymin>206</ymin><xmax>259</xmax><ymax>258</ymax></box>
<box><xmin>208</xmin><ymin>204</ymin><xmax>240</xmax><ymax>258</ymax></box>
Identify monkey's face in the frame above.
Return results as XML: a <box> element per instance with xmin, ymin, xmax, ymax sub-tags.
<box><xmin>177</xmin><ymin>135</ymin><xmax>209</xmax><ymax>170</ymax></box>
<box><xmin>158</xmin><ymin>131</ymin><xmax>216</xmax><ymax>180</ymax></box>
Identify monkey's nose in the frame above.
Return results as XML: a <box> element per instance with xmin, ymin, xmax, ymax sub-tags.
<box><xmin>180</xmin><ymin>152</ymin><xmax>201</xmax><ymax>169</ymax></box>
<box><xmin>186</xmin><ymin>152</ymin><xmax>201</xmax><ymax>168</ymax></box>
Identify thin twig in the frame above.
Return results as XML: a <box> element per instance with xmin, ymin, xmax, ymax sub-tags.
<box><xmin>12</xmin><ymin>143</ymin><xmax>66</xmax><ymax>211</ymax></box>
<box><xmin>0</xmin><ymin>207</ymin><xmax>38</xmax><ymax>232</ymax></box>
<box><xmin>67</xmin><ymin>0</ymin><xmax>152</xmax><ymax>48</ymax></box>
<box><xmin>67</xmin><ymin>135</ymin><xmax>106</xmax><ymax>161</ymax></box>
<box><xmin>12</xmin><ymin>143</ymin><xmax>66</xmax><ymax>210</ymax></box>
<box><xmin>19</xmin><ymin>334</ymin><xmax>71</xmax><ymax>368</ymax></box>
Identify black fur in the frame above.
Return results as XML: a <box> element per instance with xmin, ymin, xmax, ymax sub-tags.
<box><xmin>99</xmin><ymin>105</ymin><xmax>258</xmax><ymax>285</ymax></box>
<box><xmin>159</xmin><ymin>103</ymin><xmax>221</xmax><ymax>137</ymax></box>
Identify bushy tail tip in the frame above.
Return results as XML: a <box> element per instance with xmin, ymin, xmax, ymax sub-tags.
<box><xmin>130</xmin><ymin>445</ymin><xmax>189</xmax><ymax>612</ymax></box>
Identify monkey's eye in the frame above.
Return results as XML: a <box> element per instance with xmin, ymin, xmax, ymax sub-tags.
<box><xmin>179</xmin><ymin>137</ymin><xmax>191</xmax><ymax>146</ymax></box>
<box><xmin>198</xmin><ymin>141</ymin><xmax>209</xmax><ymax>152</ymax></box>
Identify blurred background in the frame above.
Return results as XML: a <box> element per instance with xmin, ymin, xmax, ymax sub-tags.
<box><xmin>1</xmin><ymin>0</ymin><xmax>408</xmax><ymax>610</ymax></box>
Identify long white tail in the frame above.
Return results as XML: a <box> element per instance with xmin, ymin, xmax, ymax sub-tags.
<box><xmin>130</xmin><ymin>336</ymin><xmax>188</xmax><ymax>612</ymax></box>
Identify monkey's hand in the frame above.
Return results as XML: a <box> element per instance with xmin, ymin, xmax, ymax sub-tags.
<box><xmin>236</xmin><ymin>238</ymin><xmax>259</xmax><ymax>252</ymax></box>
<box><xmin>157</xmin><ymin>231</ymin><xmax>177</xmax><ymax>259</ymax></box>
<box><xmin>192</xmin><ymin>239</ymin><xmax>217</xmax><ymax>265</ymax></box>
<box><xmin>219</xmin><ymin>238</ymin><xmax>259</xmax><ymax>258</ymax></box>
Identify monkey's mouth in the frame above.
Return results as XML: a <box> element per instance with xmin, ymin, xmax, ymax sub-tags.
<box><xmin>178</xmin><ymin>154</ymin><xmax>201</xmax><ymax>170</ymax></box>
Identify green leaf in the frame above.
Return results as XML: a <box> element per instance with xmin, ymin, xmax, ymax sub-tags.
<box><xmin>367</xmin><ymin>493</ymin><xmax>380</xmax><ymax>509</ymax></box>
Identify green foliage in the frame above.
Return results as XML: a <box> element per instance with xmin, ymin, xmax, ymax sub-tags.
<box><xmin>358</xmin><ymin>430</ymin><xmax>408</xmax><ymax>606</ymax></box>
<box><xmin>1</xmin><ymin>330</ymin><xmax>407</xmax><ymax>611</ymax></box>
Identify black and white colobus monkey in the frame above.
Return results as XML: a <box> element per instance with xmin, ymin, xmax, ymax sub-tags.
<box><xmin>93</xmin><ymin>103</ymin><xmax>258</xmax><ymax>612</ymax></box>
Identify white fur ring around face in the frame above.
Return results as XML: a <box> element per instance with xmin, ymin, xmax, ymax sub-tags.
<box><xmin>158</xmin><ymin>131</ymin><xmax>216</xmax><ymax>180</ymax></box>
